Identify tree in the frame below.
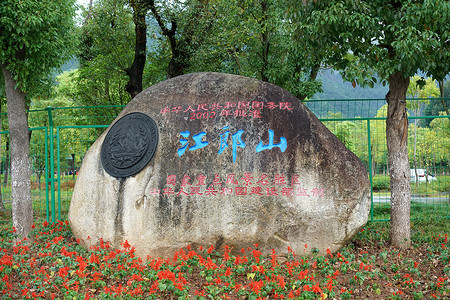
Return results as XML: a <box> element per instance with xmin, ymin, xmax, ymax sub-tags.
<box><xmin>125</xmin><ymin>0</ymin><xmax>150</xmax><ymax>98</ymax></box>
<box><xmin>0</xmin><ymin>0</ymin><xmax>76</xmax><ymax>238</ymax></box>
<box><xmin>422</xmin><ymin>79</ymin><xmax>450</xmax><ymax>126</ymax></box>
<box><xmin>0</xmin><ymin>75</ymin><xmax>5</xmax><ymax>211</ymax></box>
<box><xmin>406</xmin><ymin>76</ymin><xmax>440</xmax><ymax>187</ymax></box>
<box><xmin>148</xmin><ymin>0</ymin><xmax>217</xmax><ymax>79</ymax></box>
<box><xmin>290</xmin><ymin>0</ymin><xmax>450</xmax><ymax>247</ymax></box>
<box><xmin>78</xmin><ymin>0</ymin><xmax>134</xmax><ymax>108</ymax></box>
<box><xmin>321</xmin><ymin>112</ymin><xmax>357</xmax><ymax>152</ymax></box>
<box><xmin>189</xmin><ymin>0</ymin><xmax>322</xmax><ymax>99</ymax></box>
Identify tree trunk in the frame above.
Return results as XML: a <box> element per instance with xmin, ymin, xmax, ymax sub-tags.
<box><xmin>259</xmin><ymin>0</ymin><xmax>269</xmax><ymax>82</ymax></box>
<box><xmin>167</xmin><ymin>50</ymin><xmax>187</xmax><ymax>79</ymax></box>
<box><xmin>1</xmin><ymin>63</ymin><xmax>33</xmax><ymax>239</ymax></box>
<box><xmin>125</xmin><ymin>0</ymin><xmax>148</xmax><ymax>99</ymax></box>
<box><xmin>386</xmin><ymin>71</ymin><xmax>410</xmax><ymax>248</ymax></box>
<box><xmin>0</xmin><ymin>114</ymin><xmax>3</xmax><ymax>210</ymax></box>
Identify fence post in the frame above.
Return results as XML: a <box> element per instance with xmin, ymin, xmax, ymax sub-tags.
<box><xmin>45</xmin><ymin>107</ymin><xmax>56</xmax><ymax>223</ymax></box>
<box><xmin>367</xmin><ymin>119</ymin><xmax>374</xmax><ymax>221</ymax></box>
<box><xmin>44</xmin><ymin>127</ymin><xmax>50</xmax><ymax>222</ymax></box>
<box><xmin>56</xmin><ymin>128</ymin><xmax>61</xmax><ymax>220</ymax></box>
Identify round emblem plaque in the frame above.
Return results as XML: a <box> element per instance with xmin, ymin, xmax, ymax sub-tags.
<box><xmin>101</xmin><ymin>112</ymin><xmax>159</xmax><ymax>178</ymax></box>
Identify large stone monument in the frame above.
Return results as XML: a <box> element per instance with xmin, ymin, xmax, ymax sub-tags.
<box><xmin>69</xmin><ymin>72</ymin><xmax>370</xmax><ymax>258</ymax></box>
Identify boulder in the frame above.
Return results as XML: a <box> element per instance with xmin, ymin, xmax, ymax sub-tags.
<box><xmin>69</xmin><ymin>72</ymin><xmax>370</xmax><ymax>258</ymax></box>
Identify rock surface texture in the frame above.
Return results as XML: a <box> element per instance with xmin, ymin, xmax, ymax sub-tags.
<box><xmin>69</xmin><ymin>72</ymin><xmax>370</xmax><ymax>258</ymax></box>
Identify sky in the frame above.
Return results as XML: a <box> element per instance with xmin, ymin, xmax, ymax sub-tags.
<box><xmin>76</xmin><ymin>0</ymin><xmax>90</xmax><ymax>14</ymax></box>
<box><xmin>76</xmin><ymin>0</ymin><xmax>90</xmax><ymax>6</ymax></box>
<box><xmin>75</xmin><ymin>0</ymin><xmax>91</xmax><ymax>22</ymax></box>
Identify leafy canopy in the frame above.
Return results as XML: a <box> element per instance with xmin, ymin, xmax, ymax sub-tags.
<box><xmin>0</xmin><ymin>0</ymin><xmax>77</xmax><ymax>97</ymax></box>
<box><xmin>290</xmin><ymin>0</ymin><xmax>450</xmax><ymax>86</ymax></box>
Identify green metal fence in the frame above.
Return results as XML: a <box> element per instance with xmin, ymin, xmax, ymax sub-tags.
<box><xmin>306</xmin><ymin>98</ymin><xmax>450</xmax><ymax>222</ymax></box>
<box><xmin>0</xmin><ymin>99</ymin><xmax>448</xmax><ymax>224</ymax></box>
<box><xmin>0</xmin><ymin>105</ymin><xmax>124</xmax><ymax>224</ymax></box>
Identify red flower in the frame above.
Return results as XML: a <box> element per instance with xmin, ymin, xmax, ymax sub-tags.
<box><xmin>298</xmin><ymin>269</ymin><xmax>309</xmax><ymax>280</ymax></box>
<box><xmin>130</xmin><ymin>273</ymin><xmax>143</xmax><ymax>282</ymax></box>
<box><xmin>194</xmin><ymin>289</ymin><xmax>205</xmax><ymax>296</ymax></box>
<box><xmin>121</xmin><ymin>240</ymin><xmax>131</xmax><ymax>249</ymax></box>
<box><xmin>252</xmin><ymin>249</ymin><xmax>261</xmax><ymax>263</ymax></box>
<box><xmin>89</xmin><ymin>253</ymin><xmax>100</xmax><ymax>264</ymax></box>
<box><xmin>157</xmin><ymin>269</ymin><xmax>176</xmax><ymax>280</ymax></box>
<box><xmin>58</xmin><ymin>266</ymin><xmax>70</xmax><ymax>278</ymax></box>
<box><xmin>249</xmin><ymin>280</ymin><xmax>264</xmax><ymax>294</ymax></box>
<box><xmin>270</xmin><ymin>249</ymin><xmax>278</xmax><ymax>268</ymax></box>
<box><xmin>312</xmin><ymin>282</ymin><xmax>322</xmax><ymax>294</ymax></box>
<box><xmin>277</xmin><ymin>275</ymin><xmax>286</xmax><ymax>288</ymax></box>
<box><xmin>223</xmin><ymin>245</ymin><xmax>230</xmax><ymax>261</ymax></box>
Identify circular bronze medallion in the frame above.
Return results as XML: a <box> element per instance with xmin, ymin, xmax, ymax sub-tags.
<box><xmin>101</xmin><ymin>112</ymin><xmax>159</xmax><ymax>178</ymax></box>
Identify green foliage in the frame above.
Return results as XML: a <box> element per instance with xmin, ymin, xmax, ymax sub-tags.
<box><xmin>371</xmin><ymin>175</ymin><xmax>450</xmax><ymax>194</ymax></box>
<box><xmin>321</xmin><ymin>112</ymin><xmax>357</xmax><ymax>151</ymax></box>
<box><xmin>407</xmin><ymin>116</ymin><xmax>450</xmax><ymax>169</ymax></box>
<box><xmin>0</xmin><ymin>0</ymin><xmax>77</xmax><ymax>96</ymax></box>
<box><xmin>421</xmin><ymin>96</ymin><xmax>450</xmax><ymax>127</ymax></box>
<box><xmin>189</xmin><ymin>0</ymin><xmax>322</xmax><ymax>99</ymax></box>
<box><xmin>76</xmin><ymin>0</ymin><xmax>134</xmax><ymax>106</ymax></box>
<box><xmin>372</xmin><ymin>175</ymin><xmax>390</xmax><ymax>192</ymax></box>
<box><xmin>407</xmin><ymin>76</ymin><xmax>440</xmax><ymax>100</ymax></box>
<box><xmin>288</xmin><ymin>0</ymin><xmax>450</xmax><ymax>85</ymax></box>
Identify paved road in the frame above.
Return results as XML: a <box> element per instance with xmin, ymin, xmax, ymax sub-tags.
<box><xmin>372</xmin><ymin>195</ymin><xmax>449</xmax><ymax>203</ymax></box>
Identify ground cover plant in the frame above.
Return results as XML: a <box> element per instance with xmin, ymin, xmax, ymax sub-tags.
<box><xmin>0</xmin><ymin>220</ymin><xmax>449</xmax><ymax>299</ymax></box>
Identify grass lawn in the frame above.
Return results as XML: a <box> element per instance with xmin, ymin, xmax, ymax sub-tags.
<box><xmin>0</xmin><ymin>218</ymin><xmax>449</xmax><ymax>299</ymax></box>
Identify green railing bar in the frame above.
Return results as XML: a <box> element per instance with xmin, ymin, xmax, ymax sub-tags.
<box><xmin>319</xmin><ymin>115</ymin><xmax>449</xmax><ymax>122</ymax></box>
<box><xmin>46</xmin><ymin>107</ymin><xmax>56</xmax><ymax>223</ymax></box>
<box><xmin>44</xmin><ymin>127</ymin><xmax>50</xmax><ymax>223</ymax></box>
<box><xmin>30</xmin><ymin>127</ymin><xmax>47</xmax><ymax>131</ymax></box>
<box><xmin>307</xmin><ymin>97</ymin><xmax>450</xmax><ymax>102</ymax></box>
<box><xmin>307</xmin><ymin>98</ymin><xmax>386</xmax><ymax>102</ymax></box>
<box><xmin>57</xmin><ymin>125</ymin><xmax>109</xmax><ymax>129</ymax></box>
<box><xmin>0</xmin><ymin>126</ymin><xmax>47</xmax><ymax>135</ymax></box>
<box><xmin>0</xmin><ymin>125</ymin><xmax>101</xmax><ymax>134</ymax></box>
<box><xmin>28</xmin><ymin>104</ymin><xmax>125</xmax><ymax>113</ymax></box>
<box><xmin>367</xmin><ymin>120</ymin><xmax>374</xmax><ymax>222</ymax></box>
<box><xmin>50</xmin><ymin>105</ymin><xmax>125</xmax><ymax>111</ymax></box>
<box><xmin>56</xmin><ymin>128</ymin><xmax>61</xmax><ymax>221</ymax></box>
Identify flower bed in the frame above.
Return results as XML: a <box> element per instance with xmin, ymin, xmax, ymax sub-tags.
<box><xmin>0</xmin><ymin>221</ymin><xmax>449</xmax><ymax>299</ymax></box>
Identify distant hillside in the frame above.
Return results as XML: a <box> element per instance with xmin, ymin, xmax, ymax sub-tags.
<box><xmin>60</xmin><ymin>57</ymin><xmax>79</xmax><ymax>72</ymax></box>
<box><xmin>312</xmin><ymin>69</ymin><xmax>389</xmax><ymax>100</ymax></box>
<box><xmin>306</xmin><ymin>69</ymin><xmax>388</xmax><ymax>118</ymax></box>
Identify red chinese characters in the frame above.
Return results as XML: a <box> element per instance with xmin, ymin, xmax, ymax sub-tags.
<box><xmin>159</xmin><ymin>100</ymin><xmax>294</xmax><ymax>120</ymax></box>
<box><xmin>147</xmin><ymin>173</ymin><xmax>325</xmax><ymax>199</ymax></box>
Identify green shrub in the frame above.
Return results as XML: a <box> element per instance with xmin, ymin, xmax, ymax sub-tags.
<box><xmin>431</xmin><ymin>176</ymin><xmax>450</xmax><ymax>193</ymax></box>
<box><xmin>371</xmin><ymin>175</ymin><xmax>450</xmax><ymax>194</ymax></box>
<box><xmin>372</xmin><ymin>175</ymin><xmax>390</xmax><ymax>191</ymax></box>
